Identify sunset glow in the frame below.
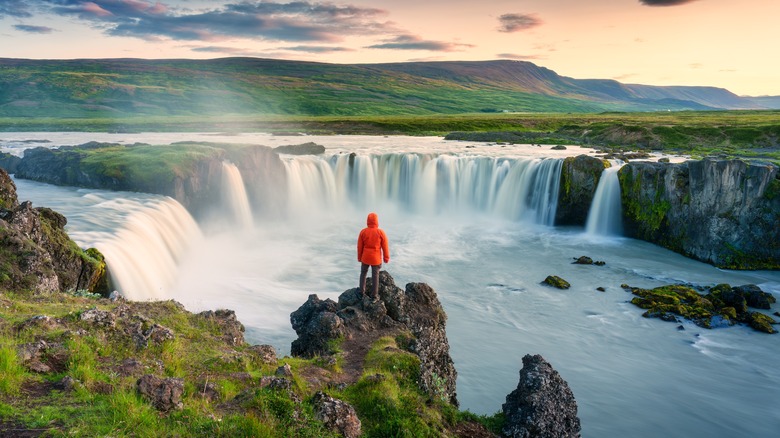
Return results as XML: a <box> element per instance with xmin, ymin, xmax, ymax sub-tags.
<box><xmin>1</xmin><ymin>0</ymin><xmax>778</xmax><ymax>96</ymax></box>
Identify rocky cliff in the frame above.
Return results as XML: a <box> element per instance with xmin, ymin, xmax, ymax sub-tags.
<box><xmin>290</xmin><ymin>271</ymin><xmax>459</xmax><ymax>406</ymax></box>
<box><xmin>619</xmin><ymin>158</ymin><xmax>779</xmax><ymax>269</ymax></box>
<box><xmin>12</xmin><ymin>142</ymin><xmax>287</xmax><ymax>219</ymax></box>
<box><xmin>556</xmin><ymin>155</ymin><xmax>608</xmax><ymax>225</ymax></box>
<box><xmin>0</xmin><ymin>168</ymin><xmax>107</xmax><ymax>294</ymax></box>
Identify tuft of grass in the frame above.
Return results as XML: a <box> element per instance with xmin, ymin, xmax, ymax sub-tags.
<box><xmin>0</xmin><ymin>343</ymin><xmax>26</xmax><ymax>395</ymax></box>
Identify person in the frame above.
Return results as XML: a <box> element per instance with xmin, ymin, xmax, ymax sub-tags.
<box><xmin>357</xmin><ymin>212</ymin><xmax>390</xmax><ymax>300</ymax></box>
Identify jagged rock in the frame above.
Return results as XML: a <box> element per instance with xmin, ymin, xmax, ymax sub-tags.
<box><xmin>312</xmin><ymin>391</ymin><xmax>362</xmax><ymax>438</ymax></box>
<box><xmin>79</xmin><ymin>308</ymin><xmax>116</xmax><ymax>328</ymax></box>
<box><xmin>542</xmin><ymin>276</ymin><xmax>571</xmax><ymax>289</ymax></box>
<box><xmin>132</xmin><ymin>322</ymin><xmax>175</xmax><ymax>348</ymax></box>
<box><xmin>290</xmin><ymin>271</ymin><xmax>458</xmax><ymax>406</ymax></box>
<box><xmin>618</xmin><ymin>159</ymin><xmax>779</xmax><ymax>269</ymax></box>
<box><xmin>572</xmin><ymin>256</ymin><xmax>593</xmax><ymax>265</ymax></box>
<box><xmin>16</xmin><ymin>315</ymin><xmax>59</xmax><ymax>332</ymax></box>
<box><xmin>247</xmin><ymin>344</ymin><xmax>278</xmax><ymax>365</ymax></box>
<box><xmin>198</xmin><ymin>309</ymin><xmax>245</xmax><ymax>346</ymax></box>
<box><xmin>0</xmin><ymin>168</ymin><xmax>108</xmax><ymax>295</ymax></box>
<box><xmin>502</xmin><ymin>354</ymin><xmax>581</xmax><ymax>438</ymax></box>
<box><xmin>136</xmin><ymin>375</ymin><xmax>184</xmax><ymax>412</ymax></box>
<box><xmin>0</xmin><ymin>168</ymin><xmax>18</xmax><ymax>210</ymax></box>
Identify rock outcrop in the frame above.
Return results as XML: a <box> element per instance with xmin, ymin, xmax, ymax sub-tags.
<box><xmin>0</xmin><ymin>168</ymin><xmax>107</xmax><ymax>294</ymax></box>
<box><xmin>13</xmin><ymin>142</ymin><xmax>287</xmax><ymax>219</ymax></box>
<box><xmin>556</xmin><ymin>155</ymin><xmax>608</xmax><ymax>226</ymax></box>
<box><xmin>619</xmin><ymin>158</ymin><xmax>779</xmax><ymax>269</ymax></box>
<box><xmin>502</xmin><ymin>354</ymin><xmax>581</xmax><ymax>438</ymax></box>
<box><xmin>290</xmin><ymin>271</ymin><xmax>458</xmax><ymax>406</ymax></box>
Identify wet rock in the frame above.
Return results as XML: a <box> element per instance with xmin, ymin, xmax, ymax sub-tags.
<box><xmin>198</xmin><ymin>309</ymin><xmax>245</xmax><ymax>346</ymax></box>
<box><xmin>542</xmin><ymin>275</ymin><xmax>571</xmax><ymax>289</ymax></box>
<box><xmin>502</xmin><ymin>354</ymin><xmax>581</xmax><ymax>438</ymax></box>
<box><xmin>290</xmin><ymin>271</ymin><xmax>458</xmax><ymax>406</ymax></box>
<box><xmin>136</xmin><ymin>375</ymin><xmax>184</xmax><ymax>412</ymax></box>
<box><xmin>596</xmin><ymin>287</ymin><xmax>606</xmax><ymax>292</ymax></box>
<box><xmin>572</xmin><ymin>256</ymin><xmax>593</xmax><ymax>265</ymax></box>
<box><xmin>551</xmin><ymin>145</ymin><xmax>567</xmax><ymax>150</ymax></box>
<box><xmin>557</xmin><ymin>155</ymin><xmax>609</xmax><ymax>226</ymax></box>
<box><xmin>594</xmin><ymin>260</ymin><xmax>606</xmax><ymax>266</ymax></box>
<box><xmin>735</xmin><ymin>284</ymin><xmax>776</xmax><ymax>310</ymax></box>
<box><xmin>630</xmin><ymin>283</ymin><xmax>777</xmax><ymax>333</ymax></box>
<box><xmin>312</xmin><ymin>391</ymin><xmax>362</xmax><ymax>438</ymax></box>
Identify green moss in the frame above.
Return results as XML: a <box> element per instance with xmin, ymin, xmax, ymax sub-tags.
<box><xmin>746</xmin><ymin>312</ymin><xmax>777</xmax><ymax>334</ymax></box>
<box><xmin>542</xmin><ymin>275</ymin><xmax>571</xmax><ymax>289</ymax></box>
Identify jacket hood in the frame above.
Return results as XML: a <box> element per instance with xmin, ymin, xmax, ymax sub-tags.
<box><xmin>366</xmin><ymin>212</ymin><xmax>378</xmax><ymax>228</ymax></box>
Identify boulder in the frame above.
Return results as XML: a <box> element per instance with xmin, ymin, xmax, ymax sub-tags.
<box><xmin>248</xmin><ymin>344</ymin><xmax>278</xmax><ymax>365</ymax></box>
<box><xmin>197</xmin><ymin>309</ymin><xmax>245</xmax><ymax>346</ymax></box>
<box><xmin>136</xmin><ymin>375</ymin><xmax>184</xmax><ymax>412</ymax></box>
<box><xmin>502</xmin><ymin>354</ymin><xmax>581</xmax><ymax>438</ymax></box>
<box><xmin>542</xmin><ymin>276</ymin><xmax>571</xmax><ymax>289</ymax></box>
<box><xmin>290</xmin><ymin>271</ymin><xmax>458</xmax><ymax>406</ymax></box>
<box><xmin>273</xmin><ymin>142</ymin><xmax>326</xmax><ymax>155</ymax></box>
<box><xmin>572</xmin><ymin>256</ymin><xmax>593</xmax><ymax>265</ymax></box>
<box><xmin>312</xmin><ymin>391</ymin><xmax>362</xmax><ymax>438</ymax></box>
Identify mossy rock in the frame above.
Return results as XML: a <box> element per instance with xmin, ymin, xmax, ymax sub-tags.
<box><xmin>542</xmin><ymin>275</ymin><xmax>570</xmax><ymax>289</ymax></box>
<box><xmin>629</xmin><ymin>283</ymin><xmax>776</xmax><ymax>333</ymax></box>
<box><xmin>746</xmin><ymin>312</ymin><xmax>777</xmax><ymax>334</ymax></box>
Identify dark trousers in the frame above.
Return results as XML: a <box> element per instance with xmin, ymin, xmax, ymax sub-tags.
<box><xmin>360</xmin><ymin>263</ymin><xmax>381</xmax><ymax>298</ymax></box>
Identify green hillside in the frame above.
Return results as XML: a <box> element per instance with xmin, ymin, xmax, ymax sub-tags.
<box><xmin>0</xmin><ymin>57</ymin><xmax>770</xmax><ymax>119</ymax></box>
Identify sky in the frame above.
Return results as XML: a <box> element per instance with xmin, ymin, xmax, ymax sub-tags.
<box><xmin>1</xmin><ymin>0</ymin><xmax>778</xmax><ymax>96</ymax></box>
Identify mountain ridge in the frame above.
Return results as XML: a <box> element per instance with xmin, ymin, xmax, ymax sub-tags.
<box><xmin>0</xmin><ymin>57</ymin><xmax>776</xmax><ymax>117</ymax></box>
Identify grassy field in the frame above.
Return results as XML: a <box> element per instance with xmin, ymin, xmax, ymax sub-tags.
<box><xmin>2</xmin><ymin>110</ymin><xmax>779</xmax><ymax>162</ymax></box>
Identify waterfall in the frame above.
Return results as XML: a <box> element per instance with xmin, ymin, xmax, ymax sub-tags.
<box><xmin>221</xmin><ymin>162</ymin><xmax>253</xmax><ymax>228</ymax></box>
<box><xmin>95</xmin><ymin>198</ymin><xmax>203</xmax><ymax>300</ymax></box>
<box><xmin>282</xmin><ymin>153</ymin><xmax>563</xmax><ymax>225</ymax></box>
<box><xmin>585</xmin><ymin>164</ymin><xmax>624</xmax><ymax>236</ymax></box>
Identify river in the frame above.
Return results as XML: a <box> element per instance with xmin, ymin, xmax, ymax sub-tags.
<box><xmin>4</xmin><ymin>132</ymin><xmax>779</xmax><ymax>437</ymax></box>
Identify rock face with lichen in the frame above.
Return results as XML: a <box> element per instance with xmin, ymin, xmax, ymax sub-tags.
<box><xmin>502</xmin><ymin>354</ymin><xmax>581</xmax><ymax>438</ymax></box>
<box><xmin>618</xmin><ymin>159</ymin><xmax>779</xmax><ymax>269</ymax></box>
<box><xmin>289</xmin><ymin>271</ymin><xmax>458</xmax><ymax>406</ymax></box>
<box><xmin>0</xmin><ymin>168</ymin><xmax>107</xmax><ymax>294</ymax></box>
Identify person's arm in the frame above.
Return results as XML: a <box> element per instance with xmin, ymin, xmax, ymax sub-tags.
<box><xmin>357</xmin><ymin>231</ymin><xmax>363</xmax><ymax>262</ymax></box>
<box><xmin>381</xmin><ymin>230</ymin><xmax>390</xmax><ymax>263</ymax></box>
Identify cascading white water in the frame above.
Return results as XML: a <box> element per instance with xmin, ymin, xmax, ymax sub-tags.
<box><xmin>283</xmin><ymin>153</ymin><xmax>563</xmax><ymax>225</ymax></box>
<box><xmin>221</xmin><ymin>162</ymin><xmax>253</xmax><ymax>228</ymax></box>
<box><xmin>94</xmin><ymin>198</ymin><xmax>203</xmax><ymax>300</ymax></box>
<box><xmin>585</xmin><ymin>164</ymin><xmax>624</xmax><ymax>236</ymax></box>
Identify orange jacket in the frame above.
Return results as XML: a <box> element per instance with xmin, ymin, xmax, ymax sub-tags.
<box><xmin>358</xmin><ymin>212</ymin><xmax>390</xmax><ymax>266</ymax></box>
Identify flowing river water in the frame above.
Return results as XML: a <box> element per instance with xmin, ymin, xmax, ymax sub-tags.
<box><xmin>4</xmin><ymin>132</ymin><xmax>779</xmax><ymax>437</ymax></box>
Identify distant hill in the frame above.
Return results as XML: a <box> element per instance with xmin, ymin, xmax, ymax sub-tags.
<box><xmin>744</xmin><ymin>96</ymin><xmax>780</xmax><ymax>109</ymax></box>
<box><xmin>0</xmin><ymin>57</ymin><xmax>775</xmax><ymax>117</ymax></box>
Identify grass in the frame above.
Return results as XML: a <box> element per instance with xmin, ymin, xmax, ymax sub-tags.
<box><xmin>0</xmin><ymin>290</ymin><xmax>496</xmax><ymax>437</ymax></box>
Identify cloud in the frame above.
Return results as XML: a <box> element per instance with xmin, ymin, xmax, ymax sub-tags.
<box><xmin>0</xmin><ymin>2</ymin><xmax>34</xmax><ymax>18</ymax></box>
<box><xmin>639</xmin><ymin>0</ymin><xmax>698</xmax><ymax>6</ymax></box>
<box><xmin>281</xmin><ymin>45</ymin><xmax>353</xmax><ymax>53</ymax></box>
<box><xmin>366</xmin><ymin>34</ymin><xmax>472</xmax><ymax>51</ymax></box>
<box><xmin>498</xmin><ymin>13</ymin><xmax>542</xmax><ymax>33</ymax></box>
<box><xmin>496</xmin><ymin>53</ymin><xmax>541</xmax><ymax>60</ymax></box>
<box><xmin>38</xmin><ymin>1</ymin><xmax>396</xmax><ymax>43</ymax></box>
<box><xmin>14</xmin><ymin>24</ymin><xmax>56</xmax><ymax>34</ymax></box>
